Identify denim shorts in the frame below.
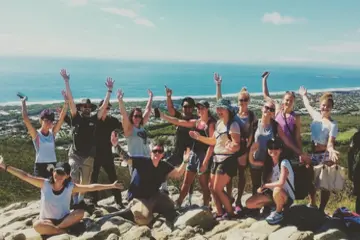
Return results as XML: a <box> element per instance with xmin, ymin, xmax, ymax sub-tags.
<box><xmin>186</xmin><ymin>151</ymin><xmax>212</xmax><ymax>173</ymax></box>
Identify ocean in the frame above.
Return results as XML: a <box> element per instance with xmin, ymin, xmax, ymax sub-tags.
<box><xmin>0</xmin><ymin>56</ymin><xmax>360</xmax><ymax>105</ymax></box>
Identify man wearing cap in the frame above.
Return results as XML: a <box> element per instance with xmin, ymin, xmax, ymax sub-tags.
<box><xmin>162</xmin><ymin>87</ymin><xmax>197</xmax><ymax>197</ymax></box>
<box><xmin>89</xmin><ymin>99</ymin><xmax>124</xmax><ymax>209</ymax></box>
<box><xmin>61</xmin><ymin>69</ymin><xmax>115</xmax><ymax>204</ymax></box>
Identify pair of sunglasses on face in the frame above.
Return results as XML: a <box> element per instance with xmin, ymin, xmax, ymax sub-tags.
<box><xmin>264</xmin><ymin>105</ymin><xmax>275</xmax><ymax>112</ymax></box>
<box><xmin>133</xmin><ymin>114</ymin><xmax>142</xmax><ymax>119</ymax></box>
<box><xmin>183</xmin><ymin>105</ymin><xmax>194</xmax><ymax>109</ymax></box>
<box><xmin>152</xmin><ymin>149</ymin><xmax>164</xmax><ymax>154</ymax></box>
<box><xmin>238</xmin><ymin>98</ymin><xmax>249</xmax><ymax>103</ymax></box>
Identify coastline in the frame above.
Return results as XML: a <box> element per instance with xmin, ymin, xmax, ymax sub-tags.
<box><xmin>1</xmin><ymin>86</ymin><xmax>360</xmax><ymax>106</ymax></box>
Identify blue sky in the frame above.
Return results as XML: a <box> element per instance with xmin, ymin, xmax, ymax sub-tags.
<box><xmin>1</xmin><ymin>0</ymin><xmax>360</xmax><ymax>66</ymax></box>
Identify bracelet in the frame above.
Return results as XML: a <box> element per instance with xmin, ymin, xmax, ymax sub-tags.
<box><xmin>108</xmin><ymin>90</ymin><xmax>112</xmax><ymax>93</ymax></box>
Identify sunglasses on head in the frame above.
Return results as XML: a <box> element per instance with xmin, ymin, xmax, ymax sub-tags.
<box><xmin>152</xmin><ymin>149</ymin><xmax>164</xmax><ymax>154</ymax></box>
<box><xmin>238</xmin><ymin>98</ymin><xmax>249</xmax><ymax>103</ymax></box>
<box><xmin>133</xmin><ymin>114</ymin><xmax>142</xmax><ymax>119</ymax></box>
<box><xmin>264</xmin><ymin>106</ymin><xmax>275</xmax><ymax>112</ymax></box>
<box><xmin>55</xmin><ymin>169</ymin><xmax>66</xmax><ymax>175</ymax></box>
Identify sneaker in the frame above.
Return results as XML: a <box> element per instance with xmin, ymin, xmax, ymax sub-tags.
<box><xmin>266</xmin><ymin>211</ymin><xmax>284</xmax><ymax>225</ymax></box>
<box><xmin>216</xmin><ymin>213</ymin><xmax>231</xmax><ymax>221</ymax></box>
<box><xmin>234</xmin><ymin>205</ymin><xmax>244</xmax><ymax>216</ymax></box>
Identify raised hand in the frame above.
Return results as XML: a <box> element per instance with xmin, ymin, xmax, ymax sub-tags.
<box><xmin>105</xmin><ymin>77</ymin><xmax>115</xmax><ymax>90</ymax></box>
<box><xmin>117</xmin><ymin>89</ymin><xmax>124</xmax><ymax>101</ymax></box>
<box><xmin>165</xmin><ymin>86</ymin><xmax>172</xmax><ymax>97</ymax></box>
<box><xmin>61</xmin><ymin>90</ymin><xmax>68</xmax><ymax>101</ymax></box>
<box><xmin>262</xmin><ymin>71</ymin><xmax>270</xmax><ymax>79</ymax></box>
<box><xmin>328</xmin><ymin>149</ymin><xmax>340</xmax><ymax>163</ymax></box>
<box><xmin>111</xmin><ymin>131</ymin><xmax>118</xmax><ymax>146</ymax></box>
<box><xmin>189</xmin><ymin>131</ymin><xmax>200</xmax><ymax>140</ymax></box>
<box><xmin>214</xmin><ymin>72</ymin><xmax>222</xmax><ymax>85</ymax></box>
<box><xmin>299</xmin><ymin>86</ymin><xmax>307</xmax><ymax>97</ymax></box>
<box><xmin>60</xmin><ymin>69</ymin><xmax>70</xmax><ymax>82</ymax></box>
<box><xmin>148</xmin><ymin>89</ymin><xmax>153</xmax><ymax>98</ymax></box>
<box><xmin>113</xmin><ymin>180</ymin><xmax>124</xmax><ymax>190</ymax></box>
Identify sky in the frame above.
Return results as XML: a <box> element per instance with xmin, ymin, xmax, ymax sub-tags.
<box><xmin>0</xmin><ymin>0</ymin><xmax>360</xmax><ymax>67</ymax></box>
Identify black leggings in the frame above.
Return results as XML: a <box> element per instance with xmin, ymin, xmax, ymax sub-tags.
<box><xmin>250</xmin><ymin>168</ymin><xmax>263</xmax><ymax>195</ymax></box>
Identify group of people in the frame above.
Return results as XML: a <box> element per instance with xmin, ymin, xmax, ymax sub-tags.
<box><xmin>0</xmin><ymin>69</ymin><xmax>359</xmax><ymax>237</ymax></box>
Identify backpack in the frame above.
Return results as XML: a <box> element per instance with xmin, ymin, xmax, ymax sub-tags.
<box><xmin>333</xmin><ymin>207</ymin><xmax>360</xmax><ymax>232</ymax></box>
<box><xmin>279</xmin><ymin>160</ymin><xmax>311</xmax><ymax>200</ymax></box>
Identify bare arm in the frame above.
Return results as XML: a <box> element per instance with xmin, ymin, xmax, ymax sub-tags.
<box><xmin>263</xmin><ymin>165</ymin><xmax>289</xmax><ymax>189</ymax></box>
<box><xmin>60</xmin><ymin>69</ymin><xmax>77</xmax><ymax>117</ymax></box>
<box><xmin>190</xmin><ymin>131</ymin><xmax>217</xmax><ymax>146</ymax></box>
<box><xmin>73</xmin><ymin>181</ymin><xmax>123</xmax><ymax>194</ymax></box>
<box><xmin>214</xmin><ymin>73</ymin><xmax>223</xmax><ymax>100</ymax></box>
<box><xmin>53</xmin><ymin>91</ymin><xmax>69</xmax><ymax>135</ymax></box>
<box><xmin>165</xmin><ymin>86</ymin><xmax>176</xmax><ymax>116</ymax></box>
<box><xmin>21</xmin><ymin>99</ymin><xmax>37</xmax><ymax>140</ymax></box>
<box><xmin>226</xmin><ymin>132</ymin><xmax>241</xmax><ymax>153</ymax></box>
<box><xmin>167</xmin><ymin>149</ymin><xmax>190</xmax><ymax>179</ymax></box>
<box><xmin>142</xmin><ymin>90</ymin><xmax>153</xmax><ymax>125</ymax></box>
<box><xmin>299</xmin><ymin>86</ymin><xmax>317</xmax><ymax>119</ymax></box>
<box><xmin>161</xmin><ymin>112</ymin><xmax>196</xmax><ymax>128</ymax></box>
<box><xmin>0</xmin><ymin>159</ymin><xmax>44</xmax><ymax>189</ymax></box>
<box><xmin>262</xmin><ymin>72</ymin><xmax>281</xmax><ymax>114</ymax></box>
<box><xmin>117</xmin><ymin>90</ymin><xmax>132</xmax><ymax>137</ymax></box>
<box><xmin>295</xmin><ymin>115</ymin><xmax>302</xmax><ymax>150</ymax></box>
<box><xmin>248</xmin><ymin>143</ymin><xmax>264</xmax><ymax>167</ymax></box>
<box><xmin>97</xmin><ymin>77</ymin><xmax>114</xmax><ymax>119</ymax></box>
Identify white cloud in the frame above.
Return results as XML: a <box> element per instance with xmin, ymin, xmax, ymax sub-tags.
<box><xmin>133</xmin><ymin>18</ymin><xmax>155</xmax><ymax>27</ymax></box>
<box><xmin>309</xmin><ymin>41</ymin><xmax>360</xmax><ymax>53</ymax></box>
<box><xmin>100</xmin><ymin>7</ymin><xmax>155</xmax><ymax>27</ymax></box>
<box><xmin>262</xmin><ymin>12</ymin><xmax>306</xmax><ymax>25</ymax></box>
<box><xmin>100</xmin><ymin>7</ymin><xmax>138</xmax><ymax>18</ymax></box>
<box><xmin>68</xmin><ymin>0</ymin><xmax>88</xmax><ymax>6</ymax></box>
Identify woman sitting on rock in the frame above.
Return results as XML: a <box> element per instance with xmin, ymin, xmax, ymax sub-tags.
<box><xmin>246</xmin><ymin>138</ymin><xmax>295</xmax><ymax>225</ymax></box>
<box><xmin>20</xmin><ymin>91</ymin><xmax>68</xmax><ymax>178</ymax></box>
<box><xmin>0</xmin><ymin>156</ymin><xmax>123</xmax><ymax>237</ymax></box>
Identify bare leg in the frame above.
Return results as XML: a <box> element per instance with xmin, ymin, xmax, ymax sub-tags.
<box><xmin>246</xmin><ymin>194</ymin><xmax>272</xmax><ymax>209</ymax></box>
<box><xmin>236</xmin><ymin>154</ymin><xmax>247</xmax><ymax>206</ymax></box>
<box><xmin>226</xmin><ymin>178</ymin><xmax>233</xmax><ymax>197</ymax></box>
<box><xmin>33</xmin><ymin>220</ymin><xmax>66</xmax><ymax>235</ymax></box>
<box><xmin>57</xmin><ymin>209</ymin><xmax>85</xmax><ymax>229</ymax></box>
<box><xmin>214</xmin><ymin>174</ymin><xmax>233</xmax><ymax>215</ymax></box>
<box><xmin>308</xmin><ymin>166</ymin><xmax>317</xmax><ymax>207</ymax></box>
<box><xmin>209</xmin><ymin>174</ymin><xmax>223</xmax><ymax>216</ymax></box>
<box><xmin>199</xmin><ymin>173</ymin><xmax>211</xmax><ymax>207</ymax></box>
<box><xmin>177</xmin><ymin>171</ymin><xmax>196</xmax><ymax>206</ymax></box>
<box><xmin>273</xmin><ymin>187</ymin><xmax>287</xmax><ymax>212</ymax></box>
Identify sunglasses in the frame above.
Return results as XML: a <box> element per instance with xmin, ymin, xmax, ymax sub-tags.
<box><xmin>264</xmin><ymin>106</ymin><xmax>275</xmax><ymax>112</ymax></box>
<box><xmin>238</xmin><ymin>98</ymin><xmax>249</xmax><ymax>103</ymax></box>
<box><xmin>133</xmin><ymin>114</ymin><xmax>142</xmax><ymax>119</ymax></box>
<box><xmin>83</xmin><ymin>105</ymin><xmax>93</xmax><ymax>109</ymax></box>
<box><xmin>152</xmin><ymin>149</ymin><xmax>164</xmax><ymax>154</ymax></box>
<box><xmin>55</xmin><ymin>169</ymin><xmax>66</xmax><ymax>175</ymax></box>
<box><xmin>183</xmin><ymin>105</ymin><xmax>193</xmax><ymax>109</ymax></box>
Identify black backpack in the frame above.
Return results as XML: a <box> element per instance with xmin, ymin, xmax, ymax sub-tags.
<box><xmin>279</xmin><ymin>160</ymin><xmax>311</xmax><ymax>200</ymax></box>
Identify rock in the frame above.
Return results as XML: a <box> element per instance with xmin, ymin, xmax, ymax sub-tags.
<box><xmin>285</xmin><ymin>204</ymin><xmax>326</xmax><ymax>232</ymax></box>
<box><xmin>106</xmin><ymin>233</ymin><xmax>119</xmax><ymax>240</ymax></box>
<box><xmin>0</xmin><ymin>203</ymin><xmax>27</xmax><ymax>215</ymax></box>
<box><xmin>122</xmin><ymin>226</ymin><xmax>152</xmax><ymax>239</ymax></box>
<box><xmin>0</xmin><ymin>221</ymin><xmax>28</xmax><ymax>237</ymax></box>
<box><xmin>204</xmin><ymin>220</ymin><xmax>238</xmax><ymax>238</ymax></box>
<box><xmin>0</xmin><ymin>208</ymin><xmax>39</xmax><ymax>228</ymax></box>
<box><xmin>226</xmin><ymin>229</ymin><xmax>268</xmax><ymax>240</ymax></box>
<box><xmin>170</xmin><ymin>226</ymin><xmax>196</xmax><ymax>239</ymax></box>
<box><xmin>4</xmin><ymin>229</ymin><xmax>41</xmax><ymax>240</ymax></box>
<box><xmin>174</xmin><ymin>208</ymin><xmax>216</xmax><ymax>231</ymax></box>
<box><xmin>151</xmin><ymin>221</ymin><xmax>172</xmax><ymax>240</ymax></box>
<box><xmin>168</xmin><ymin>186</ymin><xmax>179</xmax><ymax>195</ymax></box>
<box><xmin>47</xmin><ymin>234</ymin><xmax>72</xmax><ymax>240</ymax></box>
<box><xmin>248</xmin><ymin>220</ymin><xmax>282</xmax><ymax>235</ymax></box>
<box><xmin>314</xmin><ymin>229</ymin><xmax>348</xmax><ymax>240</ymax></box>
<box><xmin>118</xmin><ymin>222</ymin><xmax>134</xmax><ymax>235</ymax></box>
<box><xmin>189</xmin><ymin>235</ymin><xmax>207</xmax><ymax>240</ymax></box>
<box><xmin>269</xmin><ymin>226</ymin><xmax>314</xmax><ymax>240</ymax></box>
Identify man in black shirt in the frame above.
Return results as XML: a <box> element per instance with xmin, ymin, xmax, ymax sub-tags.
<box><xmin>61</xmin><ymin>69</ymin><xmax>114</xmax><ymax>204</ymax></box>
<box><xmin>90</xmin><ymin>100</ymin><xmax>124</xmax><ymax>208</ymax></box>
<box><xmin>348</xmin><ymin>130</ymin><xmax>360</xmax><ymax>214</ymax></box>
<box><xmin>121</xmin><ymin>141</ymin><xmax>189</xmax><ymax>226</ymax></box>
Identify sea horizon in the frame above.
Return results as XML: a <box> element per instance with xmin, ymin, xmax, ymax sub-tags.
<box><xmin>1</xmin><ymin>56</ymin><xmax>360</xmax><ymax>106</ymax></box>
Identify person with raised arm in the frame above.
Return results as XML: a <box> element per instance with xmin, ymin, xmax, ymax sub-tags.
<box><xmin>114</xmin><ymin>141</ymin><xmax>190</xmax><ymax>226</ymax></box>
<box><xmin>159</xmin><ymin>100</ymin><xmax>216</xmax><ymax>208</ymax></box>
<box><xmin>299</xmin><ymin>86</ymin><xmax>340</xmax><ymax>213</ymax></box>
<box><xmin>262</xmin><ymin>72</ymin><xmax>302</xmax><ymax>160</ymax></box>
<box><xmin>89</xmin><ymin>78</ymin><xmax>125</xmax><ymax>209</ymax></box>
<box><xmin>246</xmin><ymin>138</ymin><xmax>295</xmax><ymax>225</ymax></box>
<box><xmin>163</xmin><ymin>86</ymin><xmax>198</xmax><ymax>198</ymax></box>
<box><xmin>0</xmin><ymin>156</ymin><xmax>123</xmax><ymax>237</ymax></box>
<box><xmin>116</xmin><ymin>88</ymin><xmax>153</xmax><ymax>171</ymax></box>
<box><xmin>20</xmin><ymin>90</ymin><xmax>68</xmax><ymax>178</ymax></box>
<box><xmin>190</xmin><ymin>98</ymin><xmax>240</xmax><ymax>220</ymax></box>
<box><xmin>61</xmin><ymin>69</ymin><xmax>113</xmax><ymax>205</ymax></box>
<box><xmin>214</xmin><ymin>72</ymin><xmax>258</xmax><ymax>215</ymax></box>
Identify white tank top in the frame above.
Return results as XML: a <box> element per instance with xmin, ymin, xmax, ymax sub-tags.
<box><xmin>126</xmin><ymin>127</ymin><xmax>150</xmax><ymax>158</ymax></box>
<box><xmin>33</xmin><ymin>130</ymin><xmax>57</xmax><ymax>163</ymax></box>
<box><xmin>39</xmin><ymin>180</ymin><xmax>74</xmax><ymax>220</ymax></box>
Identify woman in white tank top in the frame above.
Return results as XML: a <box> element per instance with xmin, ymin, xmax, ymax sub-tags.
<box><xmin>0</xmin><ymin>156</ymin><xmax>123</xmax><ymax>237</ymax></box>
<box><xmin>116</xmin><ymin>89</ymin><xmax>153</xmax><ymax>159</ymax></box>
<box><xmin>20</xmin><ymin>91</ymin><xmax>69</xmax><ymax>178</ymax></box>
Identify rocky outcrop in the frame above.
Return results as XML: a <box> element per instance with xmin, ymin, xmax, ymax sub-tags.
<box><xmin>0</xmin><ymin>190</ymin><xmax>357</xmax><ymax>240</ymax></box>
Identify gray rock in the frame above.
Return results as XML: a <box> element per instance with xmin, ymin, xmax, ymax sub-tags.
<box><xmin>0</xmin><ymin>208</ymin><xmax>39</xmax><ymax>228</ymax></box>
<box><xmin>0</xmin><ymin>203</ymin><xmax>27</xmax><ymax>215</ymax></box>
<box><xmin>4</xmin><ymin>229</ymin><xmax>41</xmax><ymax>240</ymax></box>
<box><xmin>122</xmin><ymin>226</ymin><xmax>152</xmax><ymax>240</ymax></box>
<box><xmin>248</xmin><ymin>220</ymin><xmax>282</xmax><ymax>235</ymax></box>
<box><xmin>174</xmin><ymin>208</ymin><xmax>216</xmax><ymax>231</ymax></box>
<box><xmin>118</xmin><ymin>222</ymin><xmax>134</xmax><ymax>235</ymax></box>
<box><xmin>170</xmin><ymin>226</ymin><xmax>196</xmax><ymax>239</ymax></box>
<box><xmin>47</xmin><ymin>234</ymin><xmax>72</xmax><ymax>240</ymax></box>
<box><xmin>314</xmin><ymin>229</ymin><xmax>348</xmax><ymax>240</ymax></box>
<box><xmin>151</xmin><ymin>221</ymin><xmax>172</xmax><ymax>240</ymax></box>
<box><xmin>204</xmin><ymin>220</ymin><xmax>238</xmax><ymax>238</ymax></box>
<box><xmin>106</xmin><ymin>233</ymin><xmax>119</xmax><ymax>240</ymax></box>
<box><xmin>226</xmin><ymin>229</ymin><xmax>268</xmax><ymax>240</ymax></box>
<box><xmin>269</xmin><ymin>226</ymin><xmax>314</xmax><ymax>240</ymax></box>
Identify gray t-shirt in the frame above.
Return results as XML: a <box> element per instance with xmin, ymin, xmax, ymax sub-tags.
<box><xmin>253</xmin><ymin>120</ymin><xmax>276</xmax><ymax>162</ymax></box>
